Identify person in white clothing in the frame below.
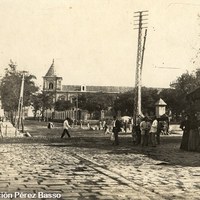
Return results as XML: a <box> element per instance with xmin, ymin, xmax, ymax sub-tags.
<box><xmin>61</xmin><ymin>117</ymin><xmax>72</xmax><ymax>138</ymax></box>
<box><xmin>149</xmin><ymin>116</ymin><xmax>158</xmax><ymax>147</ymax></box>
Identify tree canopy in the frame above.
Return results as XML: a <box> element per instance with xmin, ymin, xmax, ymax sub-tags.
<box><xmin>78</xmin><ymin>93</ymin><xmax>116</xmax><ymax>114</ymax></box>
<box><xmin>160</xmin><ymin>70</ymin><xmax>200</xmax><ymax>115</ymax></box>
<box><xmin>54</xmin><ymin>100</ymin><xmax>73</xmax><ymax>111</ymax></box>
<box><xmin>31</xmin><ymin>91</ymin><xmax>54</xmax><ymax>119</ymax></box>
<box><xmin>113</xmin><ymin>88</ymin><xmax>159</xmax><ymax>116</ymax></box>
<box><xmin>0</xmin><ymin>61</ymin><xmax>38</xmax><ymax>112</ymax></box>
<box><xmin>113</xmin><ymin>91</ymin><xmax>134</xmax><ymax>116</ymax></box>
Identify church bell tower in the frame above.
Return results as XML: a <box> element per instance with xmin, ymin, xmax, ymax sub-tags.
<box><xmin>43</xmin><ymin>60</ymin><xmax>62</xmax><ymax>101</ymax></box>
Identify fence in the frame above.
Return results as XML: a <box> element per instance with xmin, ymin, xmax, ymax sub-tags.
<box><xmin>44</xmin><ymin>110</ymin><xmax>77</xmax><ymax>120</ymax></box>
<box><xmin>44</xmin><ymin>109</ymin><xmax>113</xmax><ymax>121</ymax></box>
<box><xmin>54</xmin><ymin>110</ymin><xmax>76</xmax><ymax>120</ymax></box>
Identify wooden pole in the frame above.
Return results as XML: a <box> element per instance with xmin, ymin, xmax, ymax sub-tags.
<box><xmin>133</xmin><ymin>11</ymin><xmax>148</xmax><ymax>123</ymax></box>
<box><xmin>15</xmin><ymin>73</ymin><xmax>25</xmax><ymax>135</ymax></box>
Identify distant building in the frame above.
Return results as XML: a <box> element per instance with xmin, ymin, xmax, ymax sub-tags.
<box><xmin>42</xmin><ymin>60</ymin><xmax>170</xmax><ymax>120</ymax></box>
<box><xmin>43</xmin><ymin>60</ymin><xmax>134</xmax><ymax>103</ymax></box>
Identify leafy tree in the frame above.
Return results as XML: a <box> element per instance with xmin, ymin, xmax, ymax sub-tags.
<box><xmin>78</xmin><ymin>93</ymin><xmax>116</xmax><ymax>118</ymax></box>
<box><xmin>78</xmin><ymin>94</ymin><xmax>87</xmax><ymax>109</ymax></box>
<box><xmin>113</xmin><ymin>91</ymin><xmax>134</xmax><ymax>116</ymax></box>
<box><xmin>141</xmin><ymin>87</ymin><xmax>159</xmax><ymax>115</ymax></box>
<box><xmin>31</xmin><ymin>91</ymin><xmax>54</xmax><ymax>119</ymax></box>
<box><xmin>31</xmin><ymin>93</ymin><xmax>42</xmax><ymax>118</ymax></box>
<box><xmin>113</xmin><ymin>88</ymin><xmax>159</xmax><ymax>117</ymax></box>
<box><xmin>159</xmin><ymin>88</ymin><xmax>179</xmax><ymax>115</ymax></box>
<box><xmin>170</xmin><ymin>71</ymin><xmax>197</xmax><ymax>94</ymax></box>
<box><xmin>164</xmin><ymin>71</ymin><xmax>200</xmax><ymax>115</ymax></box>
<box><xmin>54</xmin><ymin>100</ymin><xmax>73</xmax><ymax>111</ymax></box>
<box><xmin>0</xmin><ymin>60</ymin><xmax>38</xmax><ymax>122</ymax></box>
<box><xmin>158</xmin><ymin>70</ymin><xmax>200</xmax><ymax>120</ymax></box>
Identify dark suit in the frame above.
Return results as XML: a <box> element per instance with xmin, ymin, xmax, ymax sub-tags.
<box><xmin>180</xmin><ymin>119</ymin><xmax>190</xmax><ymax>150</ymax></box>
<box><xmin>112</xmin><ymin>119</ymin><xmax>121</xmax><ymax>145</ymax></box>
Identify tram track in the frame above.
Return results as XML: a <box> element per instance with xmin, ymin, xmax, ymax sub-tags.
<box><xmin>71</xmin><ymin>152</ymin><xmax>164</xmax><ymax>200</ymax></box>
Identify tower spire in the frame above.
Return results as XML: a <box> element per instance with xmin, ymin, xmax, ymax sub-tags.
<box><xmin>45</xmin><ymin>59</ymin><xmax>56</xmax><ymax>77</ymax></box>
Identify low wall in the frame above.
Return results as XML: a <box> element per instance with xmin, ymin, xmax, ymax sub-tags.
<box><xmin>1</xmin><ymin>121</ymin><xmax>17</xmax><ymax>137</ymax></box>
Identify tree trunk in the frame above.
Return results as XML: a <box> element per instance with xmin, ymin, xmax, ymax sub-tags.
<box><xmin>10</xmin><ymin>111</ymin><xmax>15</xmax><ymax>126</ymax></box>
<box><xmin>21</xmin><ymin>117</ymin><xmax>24</xmax><ymax>133</ymax></box>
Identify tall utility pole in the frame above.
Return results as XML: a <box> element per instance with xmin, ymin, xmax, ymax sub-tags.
<box><xmin>16</xmin><ymin>72</ymin><xmax>25</xmax><ymax>134</ymax></box>
<box><xmin>133</xmin><ymin>10</ymin><xmax>148</xmax><ymax>123</ymax></box>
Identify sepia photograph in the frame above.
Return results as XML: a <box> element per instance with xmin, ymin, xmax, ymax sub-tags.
<box><xmin>0</xmin><ymin>0</ymin><xmax>199</xmax><ymax>199</ymax></box>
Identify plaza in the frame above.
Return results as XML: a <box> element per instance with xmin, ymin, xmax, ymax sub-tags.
<box><xmin>0</xmin><ymin>120</ymin><xmax>199</xmax><ymax>200</ymax></box>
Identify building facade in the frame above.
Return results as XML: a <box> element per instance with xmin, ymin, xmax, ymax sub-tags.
<box><xmin>43</xmin><ymin>60</ymin><xmax>134</xmax><ymax>103</ymax></box>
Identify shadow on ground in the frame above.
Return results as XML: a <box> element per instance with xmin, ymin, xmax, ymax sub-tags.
<box><xmin>49</xmin><ymin>135</ymin><xmax>200</xmax><ymax>167</ymax></box>
<box><xmin>0</xmin><ymin>132</ymin><xmax>199</xmax><ymax>167</ymax></box>
<box><xmin>2</xmin><ymin>119</ymin><xmax>199</xmax><ymax>167</ymax></box>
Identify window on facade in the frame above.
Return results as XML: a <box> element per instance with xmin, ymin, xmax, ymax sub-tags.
<box><xmin>59</xmin><ymin>95</ymin><xmax>65</xmax><ymax>101</ymax></box>
<box><xmin>81</xmin><ymin>85</ymin><xmax>86</xmax><ymax>92</ymax></box>
<box><xmin>49</xmin><ymin>83</ymin><xmax>54</xmax><ymax>89</ymax></box>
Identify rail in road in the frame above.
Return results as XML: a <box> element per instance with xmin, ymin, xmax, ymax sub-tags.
<box><xmin>0</xmin><ymin>143</ymin><xmax>166</xmax><ymax>200</ymax></box>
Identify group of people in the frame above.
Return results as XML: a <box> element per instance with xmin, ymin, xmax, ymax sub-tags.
<box><xmin>47</xmin><ymin>112</ymin><xmax>200</xmax><ymax>151</ymax></box>
<box><xmin>59</xmin><ymin>116</ymin><xmax>166</xmax><ymax>147</ymax></box>
<box><xmin>132</xmin><ymin>116</ymin><xmax>166</xmax><ymax>147</ymax></box>
<box><xmin>180</xmin><ymin>114</ymin><xmax>200</xmax><ymax>152</ymax></box>
<box><xmin>59</xmin><ymin>116</ymin><xmax>123</xmax><ymax>146</ymax></box>
<box><xmin>106</xmin><ymin>115</ymin><xmax>166</xmax><ymax>147</ymax></box>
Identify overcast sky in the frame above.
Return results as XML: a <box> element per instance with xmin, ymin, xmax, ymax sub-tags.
<box><xmin>0</xmin><ymin>0</ymin><xmax>200</xmax><ymax>88</ymax></box>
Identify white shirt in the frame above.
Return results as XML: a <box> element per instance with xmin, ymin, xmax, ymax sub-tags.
<box><xmin>112</xmin><ymin>120</ymin><xmax>116</xmax><ymax>127</ymax></box>
<box><xmin>63</xmin><ymin>119</ymin><xmax>71</xmax><ymax>130</ymax></box>
<box><xmin>150</xmin><ymin>119</ymin><xmax>158</xmax><ymax>133</ymax></box>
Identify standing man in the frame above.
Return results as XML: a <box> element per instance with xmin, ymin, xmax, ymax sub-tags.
<box><xmin>112</xmin><ymin>116</ymin><xmax>121</xmax><ymax>145</ymax></box>
<box><xmin>180</xmin><ymin>114</ymin><xmax>190</xmax><ymax>150</ymax></box>
<box><xmin>124</xmin><ymin>120</ymin><xmax>128</xmax><ymax>133</ymax></box>
<box><xmin>135</xmin><ymin>115</ymin><xmax>142</xmax><ymax>145</ymax></box>
<box><xmin>104</xmin><ymin>119</ymin><xmax>109</xmax><ymax>135</ymax></box>
<box><xmin>140</xmin><ymin>117</ymin><xmax>150</xmax><ymax>146</ymax></box>
<box><xmin>61</xmin><ymin>117</ymin><xmax>72</xmax><ymax>138</ymax></box>
<box><xmin>149</xmin><ymin>116</ymin><xmax>158</xmax><ymax>147</ymax></box>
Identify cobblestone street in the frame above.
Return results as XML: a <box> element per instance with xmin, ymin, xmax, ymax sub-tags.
<box><xmin>0</xmin><ymin>143</ymin><xmax>160</xmax><ymax>200</ymax></box>
<box><xmin>0</xmin><ymin>122</ymin><xmax>199</xmax><ymax>200</ymax></box>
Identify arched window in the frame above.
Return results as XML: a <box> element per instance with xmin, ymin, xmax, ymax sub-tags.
<box><xmin>49</xmin><ymin>83</ymin><xmax>54</xmax><ymax>89</ymax></box>
<box><xmin>81</xmin><ymin>85</ymin><xmax>86</xmax><ymax>92</ymax></box>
